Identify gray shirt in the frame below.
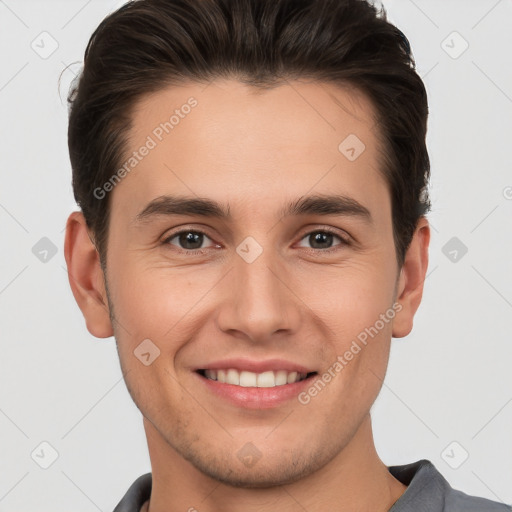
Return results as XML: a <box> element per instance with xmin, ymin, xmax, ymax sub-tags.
<box><xmin>113</xmin><ymin>459</ymin><xmax>511</xmax><ymax>512</ymax></box>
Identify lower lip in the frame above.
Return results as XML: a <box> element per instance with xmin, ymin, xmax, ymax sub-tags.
<box><xmin>196</xmin><ymin>372</ymin><xmax>317</xmax><ymax>409</ymax></box>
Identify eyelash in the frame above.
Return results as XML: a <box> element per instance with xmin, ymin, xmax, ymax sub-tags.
<box><xmin>161</xmin><ymin>227</ymin><xmax>351</xmax><ymax>256</ymax></box>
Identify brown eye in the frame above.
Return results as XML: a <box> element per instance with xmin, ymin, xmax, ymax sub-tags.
<box><xmin>163</xmin><ymin>230</ymin><xmax>216</xmax><ymax>252</ymax></box>
<box><xmin>297</xmin><ymin>229</ymin><xmax>349</xmax><ymax>252</ymax></box>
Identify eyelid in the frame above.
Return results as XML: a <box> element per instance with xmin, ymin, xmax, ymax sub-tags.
<box><xmin>162</xmin><ymin>224</ymin><xmax>352</xmax><ymax>253</ymax></box>
<box><xmin>296</xmin><ymin>225</ymin><xmax>351</xmax><ymax>244</ymax></box>
<box><xmin>162</xmin><ymin>226</ymin><xmax>219</xmax><ymax>249</ymax></box>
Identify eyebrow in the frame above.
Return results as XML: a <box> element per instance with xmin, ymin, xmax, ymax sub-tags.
<box><xmin>132</xmin><ymin>193</ymin><xmax>372</xmax><ymax>225</ymax></box>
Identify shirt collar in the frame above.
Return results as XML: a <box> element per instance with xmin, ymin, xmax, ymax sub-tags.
<box><xmin>113</xmin><ymin>459</ymin><xmax>450</xmax><ymax>512</ymax></box>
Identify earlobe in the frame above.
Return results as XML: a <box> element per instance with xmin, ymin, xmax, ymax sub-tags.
<box><xmin>392</xmin><ymin>217</ymin><xmax>430</xmax><ymax>339</ymax></box>
<box><xmin>64</xmin><ymin>211</ymin><xmax>114</xmax><ymax>339</ymax></box>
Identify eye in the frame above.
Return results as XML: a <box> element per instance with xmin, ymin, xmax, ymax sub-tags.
<box><xmin>162</xmin><ymin>229</ymin><xmax>218</xmax><ymax>253</ymax></box>
<box><xmin>296</xmin><ymin>228</ymin><xmax>350</xmax><ymax>252</ymax></box>
<box><xmin>162</xmin><ymin>227</ymin><xmax>350</xmax><ymax>255</ymax></box>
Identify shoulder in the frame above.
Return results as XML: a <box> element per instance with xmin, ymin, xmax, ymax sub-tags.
<box><xmin>388</xmin><ymin>459</ymin><xmax>511</xmax><ymax>512</ymax></box>
<box><xmin>113</xmin><ymin>473</ymin><xmax>152</xmax><ymax>512</ymax></box>
<box><xmin>444</xmin><ymin>486</ymin><xmax>512</xmax><ymax>512</ymax></box>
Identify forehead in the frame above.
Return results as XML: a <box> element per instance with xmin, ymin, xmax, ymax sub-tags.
<box><xmin>128</xmin><ymin>78</ymin><xmax>381</xmax><ymax>155</ymax></box>
<box><xmin>111</xmin><ymin>78</ymin><xmax>389</xmax><ymax>224</ymax></box>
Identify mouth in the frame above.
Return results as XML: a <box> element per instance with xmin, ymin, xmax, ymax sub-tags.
<box><xmin>196</xmin><ymin>368</ymin><xmax>317</xmax><ymax>388</ymax></box>
<box><xmin>194</xmin><ymin>362</ymin><xmax>319</xmax><ymax>409</ymax></box>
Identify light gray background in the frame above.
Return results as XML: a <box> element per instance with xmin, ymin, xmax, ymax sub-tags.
<box><xmin>1</xmin><ymin>0</ymin><xmax>511</xmax><ymax>510</ymax></box>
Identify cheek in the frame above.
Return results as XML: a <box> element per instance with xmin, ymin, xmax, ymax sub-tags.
<box><xmin>298</xmin><ymin>259</ymin><xmax>397</xmax><ymax>331</ymax></box>
<box><xmin>107</xmin><ymin>260</ymin><xmax>227</xmax><ymax>380</ymax></box>
<box><xmin>108</xmin><ymin>260</ymin><xmax>204</xmax><ymax>336</ymax></box>
<box><xmin>302</xmin><ymin>262</ymin><xmax>397</xmax><ymax>388</ymax></box>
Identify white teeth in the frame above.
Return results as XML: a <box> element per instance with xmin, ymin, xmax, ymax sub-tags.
<box><xmin>226</xmin><ymin>369</ymin><xmax>239</xmax><ymax>385</ymax></box>
<box><xmin>256</xmin><ymin>371</ymin><xmax>275</xmax><ymax>387</ymax></box>
<box><xmin>287</xmin><ymin>371</ymin><xmax>298</xmax><ymax>384</ymax></box>
<box><xmin>275</xmin><ymin>370</ymin><xmax>288</xmax><ymax>386</ymax></box>
<box><xmin>202</xmin><ymin>368</ymin><xmax>310</xmax><ymax>387</ymax></box>
<box><xmin>240</xmin><ymin>371</ymin><xmax>257</xmax><ymax>387</ymax></box>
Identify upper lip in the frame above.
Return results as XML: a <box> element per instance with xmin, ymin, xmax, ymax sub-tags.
<box><xmin>196</xmin><ymin>358</ymin><xmax>316</xmax><ymax>374</ymax></box>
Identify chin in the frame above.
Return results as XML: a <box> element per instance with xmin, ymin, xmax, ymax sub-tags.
<box><xmin>193</xmin><ymin>460</ymin><xmax>317</xmax><ymax>488</ymax></box>
<box><xmin>174</xmin><ymin>438</ymin><xmax>332</xmax><ymax>489</ymax></box>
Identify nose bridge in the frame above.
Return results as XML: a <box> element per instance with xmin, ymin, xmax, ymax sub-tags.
<box><xmin>217</xmin><ymin>237</ymin><xmax>300</xmax><ymax>340</ymax></box>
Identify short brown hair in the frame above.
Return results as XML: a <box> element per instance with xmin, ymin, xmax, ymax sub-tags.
<box><xmin>67</xmin><ymin>0</ymin><xmax>430</xmax><ymax>269</ymax></box>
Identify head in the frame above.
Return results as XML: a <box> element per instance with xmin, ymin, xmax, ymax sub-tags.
<box><xmin>65</xmin><ymin>0</ymin><xmax>430</xmax><ymax>488</ymax></box>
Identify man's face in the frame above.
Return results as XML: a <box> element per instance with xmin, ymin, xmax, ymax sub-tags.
<box><xmin>102</xmin><ymin>79</ymin><xmax>402</xmax><ymax>486</ymax></box>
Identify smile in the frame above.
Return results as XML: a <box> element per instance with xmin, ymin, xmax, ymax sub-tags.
<box><xmin>198</xmin><ymin>368</ymin><xmax>314</xmax><ymax>387</ymax></box>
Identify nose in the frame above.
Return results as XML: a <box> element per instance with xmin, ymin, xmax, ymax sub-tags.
<box><xmin>216</xmin><ymin>243</ymin><xmax>302</xmax><ymax>344</ymax></box>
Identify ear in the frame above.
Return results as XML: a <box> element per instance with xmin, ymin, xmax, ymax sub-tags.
<box><xmin>392</xmin><ymin>216</ymin><xmax>430</xmax><ymax>338</ymax></box>
<box><xmin>64</xmin><ymin>211</ymin><xmax>114</xmax><ymax>338</ymax></box>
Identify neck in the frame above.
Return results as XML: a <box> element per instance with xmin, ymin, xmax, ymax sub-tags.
<box><xmin>142</xmin><ymin>414</ymin><xmax>407</xmax><ymax>512</ymax></box>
